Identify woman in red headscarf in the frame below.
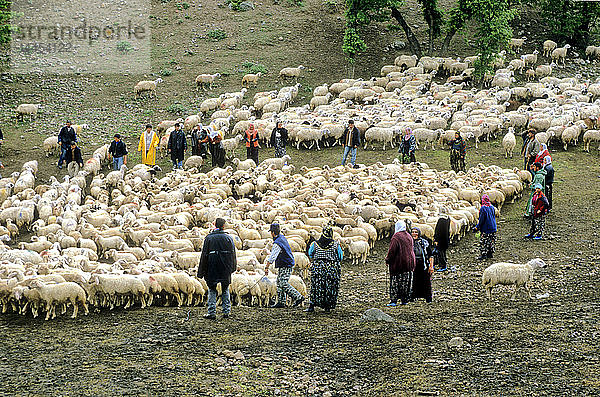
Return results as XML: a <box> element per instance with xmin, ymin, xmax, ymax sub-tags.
<box><xmin>473</xmin><ymin>194</ymin><xmax>498</xmax><ymax>261</ymax></box>
<box><xmin>534</xmin><ymin>143</ymin><xmax>550</xmax><ymax>165</ymax></box>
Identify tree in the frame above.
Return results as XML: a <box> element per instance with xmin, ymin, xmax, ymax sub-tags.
<box><xmin>535</xmin><ymin>0</ymin><xmax>600</xmax><ymax>48</ymax></box>
<box><xmin>0</xmin><ymin>0</ymin><xmax>14</xmax><ymax>44</ymax></box>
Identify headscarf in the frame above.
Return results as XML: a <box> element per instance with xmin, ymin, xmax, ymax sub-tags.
<box><xmin>403</xmin><ymin>127</ymin><xmax>413</xmax><ymax>141</ymax></box>
<box><xmin>481</xmin><ymin>194</ymin><xmax>492</xmax><ymax>207</ymax></box>
<box><xmin>535</xmin><ymin>143</ymin><xmax>550</xmax><ymax>164</ymax></box>
<box><xmin>208</xmin><ymin>125</ymin><xmax>220</xmax><ymax>140</ymax></box>
<box><xmin>316</xmin><ymin>225</ymin><xmax>334</xmax><ymax>249</ymax></box>
<box><xmin>411</xmin><ymin>227</ymin><xmax>421</xmax><ymax>238</ymax></box>
<box><xmin>394</xmin><ymin>220</ymin><xmax>406</xmax><ymax>233</ymax></box>
<box><xmin>411</xmin><ymin>227</ymin><xmax>428</xmax><ymax>269</ymax></box>
<box><xmin>543</xmin><ymin>155</ymin><xmax>552</xmax><ymax>165</ymax></box>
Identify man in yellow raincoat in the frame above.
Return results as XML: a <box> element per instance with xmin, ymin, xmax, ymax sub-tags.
<box><xmin>138</xmin><ymin>124</ymin><xmax>160</xmax><ymax>166</ymax></box>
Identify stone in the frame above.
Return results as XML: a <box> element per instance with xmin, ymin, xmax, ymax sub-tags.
<box><xmin>448</xmin><ymin>337</ymin><xmax>465</xmax><ymax>348</ymax></box>
<box><xmin>323</xmin><ymin>392</ymin><xmax>333</xmax><ymax>397</ymax></box>
<box><xmin>360</xmin><ymin>308</ymin><xmax>394</xmax><ymax>322</ymax></box>
<box><xmin>230</xmin><ymin>0</ymin><xmax>254</xmax><ymax>11</ymax></box>
<box><xmin>233</xmin><ymin>350</ymin><xmax>245</xmax><ymax>360</ymax></box>
<box><xmin>222</xmin><ymin>349</ymin><xmax>235</xmax><ymax>359</ymax></box>
<box><xmin>215</xmin><ymin>357</ymin><xmax>227</xmax><ymax>366</ymax></box>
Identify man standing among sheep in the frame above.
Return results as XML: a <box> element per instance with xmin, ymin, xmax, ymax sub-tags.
<box><xmin>341</xmin><ymin>120</ymin><xmax>360</xmax><ymax>168</ymax></box>
<box><xmin>65</xmin><ymin>141</ymin><xmax>83</xmax><ymax>177</ymax></box>
<box><xmin>167</xmin><ymin>122</ymin><xmax>187</xmax><ymax>170</ymax></box>
<box><xmin>521</xmin><ymin>129</ymin><xmax>540</xmax><ymax>172</ymax></box>
<box><xmin>108</xmin><ymin>134</ymin><xmax>127</xmax><ymax>171</ymax></box>
<box><xmin>137</xmin><ymin>124</ymin><xmax>159</xmax><ymax>166</ymax></box>
<box><xmin>57</xmin><ymin>121</ymin><xmax>77</xmax><ymax>169</ymax></box>
<box><xmin>198</xmin><ymin>218</ymin><xmax>237</xmax><ymax>320</ymax></box>
<box><xmin>265</xmin><ymin>223</ymin><xmax>304</xmax><ymax>308</ymax></box>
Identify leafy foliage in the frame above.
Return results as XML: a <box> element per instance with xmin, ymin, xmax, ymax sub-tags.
<box><xmin>0</xmin><ymin>0</ymin><xmax>18</xmax><ymax>45</ymax></box>
<box><xmin>242</xmin><ymin>61</ymin><xmax>267</xmax><ymax>74</ymax></box>
<box><xmin>534</xmin><ymin>0</ymin><xmax>600</xmax><ymax>48</ymax></box>
<box><xmin>207</xmin><ymin>29</ymin><xmax>228</xmax><ymax>41</ymax></box>
<box><xmin>166</xmin><ymin>103</ymin><xmax>187</xmax><ymax>115</ymax></box>
<box><xmin>116</xmin><ymin>41</ymin><xmax>134</xmax><ymax>53</ymax></box>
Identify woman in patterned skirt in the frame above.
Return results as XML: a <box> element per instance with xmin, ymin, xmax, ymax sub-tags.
<box><xmin>305</xmin><ymin>226</ymin><xmax>344</xmax><ymax>313</ymax></box>
<box><xmin>473</xmin><ymin>194</ymin><xmax>498</xmax><ymax>261</ymax></box>
<box><xmin>385</xmin><ymin>220</ymin><xmax>416</xmax><ymax>306</ymax></box>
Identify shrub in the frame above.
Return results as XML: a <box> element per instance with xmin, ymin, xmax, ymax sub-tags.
<box><xmin>166</xmin><ymin>103</ymin><xmax>187</xmax><ymax>115</ymax></box>
<box><xmin>242</xmin><ymin>61</ymin><xmax>267</xmax><ymax>74</ymax></box>
<box><xmin>207</xmin><ymin>29</ymin><xmax>227</xmax><ymax>41</ymax></box>
<box><xmin>116</xmin><ymin>41</ymin><xmax>133</xmax><ymax>53</ymax></box>
<box><xmin>160</xmin><ymin>69</ymin><xmax>172</xmax><ymax>76</ymax></box>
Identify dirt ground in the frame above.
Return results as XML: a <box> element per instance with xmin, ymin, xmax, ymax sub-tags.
<box><xmin>1</xmin><ymin>1</ymin><xmax>600</xmax><ymax>395</ymax></box>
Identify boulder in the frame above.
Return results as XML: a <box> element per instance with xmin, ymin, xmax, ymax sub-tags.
<box><xmin>360</xmin><ymin>308</ymin><xmax>394</xmax><ymax>322</ymax></box>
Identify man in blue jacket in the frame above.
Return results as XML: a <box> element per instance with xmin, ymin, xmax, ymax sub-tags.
<box><xmin>265</xmin><ymin>223</ymin><xmax>304</xmax><ymax>308</ymax></box>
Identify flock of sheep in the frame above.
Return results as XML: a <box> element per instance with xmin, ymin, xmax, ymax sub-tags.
<box><xmin>7</xmin><ymin>39</ymin><xmax>600</xmax><ymax>320</ymax></box>
<box><xmin>0</xmin><ymin>147</ymin><xmax>531</xmax><ymax>320</ymax></box>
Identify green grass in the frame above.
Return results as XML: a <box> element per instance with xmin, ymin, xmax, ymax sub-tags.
<box><xmin>207</xmin><ymin>29</ymin><xmax>228</xmax><ymax>41</ymax></box>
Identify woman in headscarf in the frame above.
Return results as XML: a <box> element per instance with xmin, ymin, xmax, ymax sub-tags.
<box><xmin>398</xmin><ymin>127</ymin><xmax>416</xmax><ymax>164</ymax></box>
<box><xmin>433</xmin><ymin>207</ymin><xmax>451</xmax><ymax>271</ymax></box>
<box><xmin>270</xmin><ymin>120</ymin><xmax>288</xmax><ymax>158</ymax></box>
<box><xmin>525</xmin><ymin>162</ymin><xmax>547</xmax><ymax>217</ymax></box>
<box><xmin>525</xmin><ymin>183</ymin><xmax>549</xmax><ymax>240</ymax></box>
<box><xmin>305</xmin><ymin>225</ymin><xmax>344</xmax><ymax>313</ymax></box>
<box><xmin>448</xmin><ymin>131</ymin><xmax>466</xmax><ymax>172</ymax></box>
<box><xmin>534</xmin><ymin>143</ymin><xmax>550</xmax><ymax>165</ymax></box>
<box><xmin>385</xmin><ymin>220</ymin><xmax>416</xmax><ymax>306</ymax></box>
<box><xmin>543</xmin><ymin>155</ymin><xmax>554</xmax><ymax>210</ymax></box>
<box><xmin>410</xmin><ymin>227</ymin><xmax>434</xmax><ymax>302</ymax></box>
<box><xmin>473</xmin><ymin>194</ymin><xmax>498</xmax><ymax>261</ymax></box>
<box><xmin>203</xmin><ymin>125</ymin><xmax>225</xmax><ymax>168</ymax></box>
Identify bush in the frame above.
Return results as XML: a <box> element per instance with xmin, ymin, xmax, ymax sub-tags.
<box><xmin>116</xmin><ymin>41</ymin><xmax>133</xmax><ymax>53</ymax></box>
<box><xmin>207</xmin><ymin>29</ymin><xmax>227</xmax><ymax>41</ymax></box>
<box><xmin>160</xmin><ymin>69</ymin><xmax>172</xmax><ymax>76</ymax></box>
<box><xmin>228</xmin><ymin>0</ymin><xmax>244</xmax><ymax>11</ymax></box>
<box><xmin>287</xmin><ymin>0</ymin><xmax>304</xmax><ymax>6</ymax></box>
<box><xmin>242</xmin><ymin>61</ymin><xmax>267</xmax><ymax>74</ymax></box>
<box><xmin>166</xmin><ymin>103</ymin><xmax>187</xmax><ymax>115</ymax></box>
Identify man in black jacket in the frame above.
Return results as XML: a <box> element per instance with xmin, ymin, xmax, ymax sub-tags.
<box><xmin>341</xmin><ymin>120</ymin><xmax>361</xmax><ymax>168</ymax></box>
<box><xmin>108</xmin><ymin>134</ymin><xmax>128</xmax><ymax>170</ymax></box>
<box><xmin>57</xmin><ymin>121</ymin><xmax>77</xmax><ymax>169</ymax></box>
<box><xmin>198</xmin><ymin>218</ymin><xmax>237</xmax><ymax>319</ymax></box>
<box><xmin>65</xmin><ymin>141</ymin><xmax>84</xmax><ymax>177</ymax></box>
<box><xmin>168</xmin><ymin>123</ymin><xmax>187</xmax><ymax>170</ymax></box>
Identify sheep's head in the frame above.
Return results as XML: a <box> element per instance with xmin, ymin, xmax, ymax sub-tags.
<box><xmin>529</xmin><ymin>258</ymin><xmax>548</xmax><ymax>269</ymax></box>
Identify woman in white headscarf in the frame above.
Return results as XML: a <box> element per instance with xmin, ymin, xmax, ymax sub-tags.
<box><xmin>384</xmin><ymin>220</ymin><xmax>416</xmax><ymax>306</ymax></box>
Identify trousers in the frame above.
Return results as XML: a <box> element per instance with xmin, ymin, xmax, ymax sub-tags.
<box><xmin>276</xmin><ymin>267</ymin><xmax>302</xmax><ymax>304</ymax></box>
<box><xmin>341</xmin><ymin>146</ymin><xmax>357</xmax><ymax>166</ymax></box>
<box><xmin>207</xmin><ymin>283</ymin><xmax>231</xmax><ymax>316</ymax></box>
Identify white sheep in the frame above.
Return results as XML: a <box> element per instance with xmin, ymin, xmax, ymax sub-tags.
<box><xmin>184</xmin><ymin>155</ymin><xmax>205</xmax><ymax>170</ymax></box>
<box><xmin>134</xmin><ymin>78</ymin><xmax>163</xmax><ymax>98</ymax></box>
<box><xmin>43</xmin><ymin>136</ymin><xmax>59</xmax><ymax>157</ymax></box>
<box><xmin>29</xmin><ymin>279</ymin><xmax>89</xmax><ymax>320</ymax></box>
<box><xmin>482</xmin><ymin>258</ymin><xmax>548</xmax><ymax>299</ymax></box>
<box><xmin>195</xmin><ymin>73</ymin><xmax>221</xmax><ymax>91</ymax></box>
<box><xmin>363</xmin><ymin>126</ymin><xmax>395</xmax><ymax>150</ymax></box>
<box><xmin>502</xmin><ymin>127</ymin><xmax>516</xmax><ymax>158</ymax></box>
<box><xmin>583</xmin><ymin>130</ymin><xmax>600</xmax><ymax>152</ymax></box>
<box><xmin>16</xmin><ymin>104</ymin><xmax>41</xmax><ymax>121</ymax></box>
<box><xmin>278</xmin><ymin>65</ymin><xmax>305</xmax><ymax>83</ymax></box>
<box><xmin>543</xmin><ymin>40</ymin><xmax>557</xmax><ymax>57</ymax></box>
<box><xmin>232</xmin><ymin>157</ymin><xmax>257</xmax><ymax>171</ymax></box>
<box><xmin>551</xmin><ymin>44</ymin><xmax>571</xmax><ymax>67</ymax></box>
<box><xmin>222</xmin><ymin>134</ymin><xmax>243</xmax><ymax>159</ymax></box>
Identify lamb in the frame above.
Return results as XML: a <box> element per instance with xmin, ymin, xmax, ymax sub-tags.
<box><xmin>340</xmin><ymin>237</ymin><xmax>369</xmax><ymax>266</ymax></box>
<box><xmin>543</xmin><ymin>40</ymin><xmax>557</xmax><ymax>57</ymax></box>
<box><xmin>509</xmin><ymin>38</ymin><xmax>525</xmax><ymax>53</ymax></box>
<box><xmin>43</xmin><ymin>136</ymin><xmax>60</xmax><ymax>157</ymax></box>
<box><xmin>15</xmin><ymin>104</ymin><xmax>41</xmax><ymax>121</ymax></box>
<box><xmin>29</xmin><ymin>279</ymin><xmax>88</xmax><ymax>320</ymax></box>
<box><xmin>502</xmin><ymin>127</ymin><xmax>517</xmax><ymax>158</ymax></box>
<box><xmin>184</xmin><ymin>155</ymin><xmax>204</xmax><ymax>170</ymax></box>
<box><xmin>278</xmin><ymin>65</ymin><xmax>305</xmax><ymax>83</ymax></box>
<box><xmin>482</xmin><ymin>258</ymin><xmax>547</xmax><ymax>299</ymax></box>
<box><xmin>195</xmin><ymin>73</ymin><xmax>221</xmax><ymax>91</ymax></box>
<box><xmin>522</xmin><ymin>50</ymin><xmax>539</xmax><ymax>67</ymax></box>
<box><xmin>134</xmin><ymin>78</ymin><xmax>163</xmax><ymax>98</ymax></box>
<box><xmin>222</xmin><ymin>135</ymin><xmax>243</xmax><ymax>159</ymax></box>
<box><xmin>551</xmin><ymin>44</ymin><xmax>571</xmax><ymax>66</ymax></box>
<box><xmin>242</xmin><ymin>72</ymin><xmax>262</xmax><ymax>88</ymax></box>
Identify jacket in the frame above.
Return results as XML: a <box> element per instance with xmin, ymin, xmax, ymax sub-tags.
<box><xmin>109</xmin><ymin>140</ymin><xmax>128</xmax><ymax>158</ymax></box>
<box><xmin>273</xmin><ymin>234</ymin><xmax>295</xmax><ymax>268</ymax></box>
<box><xmin>343</xmin><ymin>126</ymin><xmax>361</xmax><ymax>147</ymax></box>
<box><xmin>434</xmin><ymin>217</ymin><xmax>451</xmax><ymax>250</ymax></box>
<box><xmin>544</xmin><ymin>164</ymin><xmax>554</xmax><ymax>185</ymax></box>
<box><xmin>58</xmin><ymin>126</ymin><xmax>77</xmax><ymax>148</ymax></box>
<box><xmin>399</xmin><ymin>135</ymin><xmax>416</xmax><ymax>154</ymax></box>
<box><xmin>65</xmin><ymin>146</ymin><xmax>83</xmax><ymax>166</ymax></box>
<box><xmin>385</xmin><ymin>231</ymin><xmax>415</xmax><ymax>275</ymax></box>
<box><xmin>197</xmin><ymin>229</ymin><xmax>237</xmax><ymax>284</ymax></box>
<box><xmin>449</xmin><ymin>138</ymin><xmax>466</xmax><ymax>156</ymax></box>
<box><xmin>244</xmin><ymin>129</ymin><xmax>259</xmax><ymax>148</ymax></box>
<box><xmin>532</xmin><ymin>192</ymin><xmax>550</xmax><ymax>218</ymax></box>
<box><xmin>476</xmin><ymin>205</ymin><xmax>497</xmax><ymax>234</ymax></box>
<box><xmin>168</xmin><ymin>129</ymin><xmax>187</xmax><ymax>159</ymax></box>
<box><xmin>270</xmin><ymin>127</ymin><xmax>288</xmax><ymax>147</ymax></box>
<box><xmin>532</xmin><ymin>169</ymin><xmax>547</xmax><ymax>189</ymax></box>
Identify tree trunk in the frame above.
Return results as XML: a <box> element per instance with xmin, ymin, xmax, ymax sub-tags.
<box><xmin>390</xmin><ymin>7</ymin><xmax>422</xmax><ymax>59</ymax></box>
<box><xmin>441</xmin><ymin>28</ymin><xmax>457</xmax><ymax>55</ymax></box>
<box><xmin>428</xmin><ymin>28</ymin><xmax>434</xmax><ymax>56</ymax></box>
